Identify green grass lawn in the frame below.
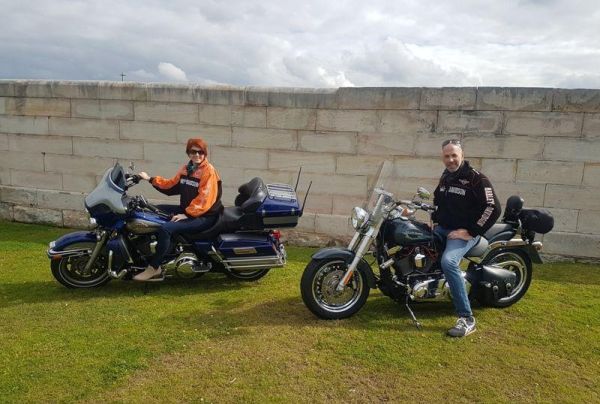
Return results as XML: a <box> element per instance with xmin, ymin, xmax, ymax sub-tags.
<box><xmin>0</xmin><ymin>220</ymin><xmax>599</xmax><ymax>403</ymax></box>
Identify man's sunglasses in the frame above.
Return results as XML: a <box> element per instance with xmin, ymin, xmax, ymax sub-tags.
<box><xmin>442</xmin><ymin>139</ymin><xmax>462</xmax><ymax>148</ymax></box>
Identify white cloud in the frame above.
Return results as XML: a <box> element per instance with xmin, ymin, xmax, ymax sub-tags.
<box><xmin>157</xmin><ymin>62</ymin><xmax>188</xmax><ymax>81</ymax></box>
<box><xmin>0</xmin><ymin>0</ymin><xmax>599</xmax><ymax>88</ymax></box>
<box><xmin>128</xmin><ymin>69</ymin><xmax>157</xmax><ymax>81</ymax></box>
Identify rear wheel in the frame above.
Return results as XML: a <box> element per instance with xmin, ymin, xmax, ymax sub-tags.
<box><xmin>224</xmin><ymin>268</ymin><xmax>270</xmax><ymax>281</ymax></box>
<box><xmin>50</xmin><ymin>242</ymin><xmax>111</xmax><ymax>288</ymax></box>
<box><xmin>300</xmin><ymin>258</ymin><xmax>370</xmax><ymax>319</ymax></box>
<box><xmin>479</xmin><ymin>249</ymin><xmax>532</xmax><ymax>308</ymax></box>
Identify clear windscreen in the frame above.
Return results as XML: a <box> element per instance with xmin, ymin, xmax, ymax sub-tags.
<box><xmin>84</xmin><ymin>165</ymin><xmax>128</xmax><ymax>214</ymax></box>
<box><xmin>363</xmin><ymin>160</ymin><xmax>396</xmax><ymax>210</ymax></box>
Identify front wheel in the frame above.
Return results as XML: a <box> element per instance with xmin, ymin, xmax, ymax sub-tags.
<box><xmin>50</xmin><ymin>242</ymin><xmax>111</xmax><ymax>288</ymax></box>
<box><xmin>300</xmin><ymin>258</ymin><xmax>370</xmax><ymax>319</ymax></box>
<box><xmin>478</xmin><ymin>249</ymin><xmax>532</xmax><ymax>308</ymax></box>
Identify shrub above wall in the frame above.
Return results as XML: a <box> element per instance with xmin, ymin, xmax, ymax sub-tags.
<box><xmin>1</xmin><ymin>80</ymin><xmax>599</xmax><ymax>258</ymax></box>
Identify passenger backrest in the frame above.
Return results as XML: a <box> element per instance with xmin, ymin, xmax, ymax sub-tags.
<box><xmin>234</xmin><ymin>177</ymin><xmax>267</xmax><ymax>213</ymax></box>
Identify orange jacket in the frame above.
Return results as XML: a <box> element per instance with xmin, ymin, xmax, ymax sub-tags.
<box><xmin>150</xmin><ymin>159</ymin><xmax>223</xmax><ymax>217</ymax></box>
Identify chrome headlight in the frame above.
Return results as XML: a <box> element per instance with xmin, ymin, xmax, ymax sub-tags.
<box><xmin>350</xmin><ymin>207</ymin><xmax>370</xmax><ymax>230</ymax></box>
<box><xmin>89</xmin><ymin>217</ymin><xmax>97</xmax><ymax>227</ymax></box>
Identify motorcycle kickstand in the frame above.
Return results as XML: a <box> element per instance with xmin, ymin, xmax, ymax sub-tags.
<box><xmin>405</xmin><ymin>296</ymin><xmax>422</xmax><ymax>330</ymax></box>
<box><xmin>141</xmin><ymin>272</ymin><xmax>166</xmax><ymax>294</ymax></box>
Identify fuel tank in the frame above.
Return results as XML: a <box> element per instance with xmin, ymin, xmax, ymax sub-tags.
<box><xmin>125</xmin><ymin>212</ymin><xmax>165</xmax><ymax>234</ymax></box>
<box><xmin>383</xmin><ymin>218</ymin><xmax>432</xmax><ymax>245</ymax></box>
<box><xmin>125</xmin><ymin>219</ymin><xmax>161</xmax><ymax>234</ymax></box>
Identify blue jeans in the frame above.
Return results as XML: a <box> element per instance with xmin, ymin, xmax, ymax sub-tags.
<box><xmin>433</xmin><ymin>226</ymin><xmax>480</xmax><ymax>318</ymax></box>
<box><xmin>148</xmin><ymin>205</ymin><xmax>218</xmax><ymax>268</ymax></box>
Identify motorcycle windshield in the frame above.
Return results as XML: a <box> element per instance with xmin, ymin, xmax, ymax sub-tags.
<box><xmin>84</xmin><ymin>164</ymin><xmax>128</xmax><ymax>214</ymax></box>
<box><xmin>363</xmin><ymin>160</ymin><xmax>396</xmax><ymax>211</ymax></box>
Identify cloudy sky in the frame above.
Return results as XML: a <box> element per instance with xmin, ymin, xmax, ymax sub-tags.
<box><xmin>1</xmin><ymin>0</ymin><xmax>599</xmax><ymax>88</ymax></box>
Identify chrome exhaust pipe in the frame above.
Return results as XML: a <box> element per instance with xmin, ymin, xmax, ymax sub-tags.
<box><xmin>488</xmin><ymin>238</ymin><xmax>528</xmax><ymax>249</ymax></box>
<box><xmin>107</xmin><ymin>250</ymin><xmax>128</xmax><ymax>279</ymax></box>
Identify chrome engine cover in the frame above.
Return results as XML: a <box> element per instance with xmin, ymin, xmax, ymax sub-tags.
<box><xmin>410</xmin><ymin>274</ymin><xmax>471</xmax><ymax>301</ymax></box>
<box><xmin>171</xmin><ymin>253</ymin><xmax>211</xmax><ymax>278</ymax></box>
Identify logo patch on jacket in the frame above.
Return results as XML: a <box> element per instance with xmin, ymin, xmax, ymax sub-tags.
<box><xmin>180</xmin><ymin>178</ymin><xmax>199</xmax><ymax>187</ymax></box>
<box><xmin>448</xmin><ymin>186</ymin><xmax>466</xmax><ymax>196</ymax></box>
<box><xmin>459</xmin><ymin>179</ymin><xmax>469</xmax><ymax>185</ymax></box>
<box><xmin>484</xmin><ymin>187</ymin><xmax>495</xmax><ymax>204</ymax></box>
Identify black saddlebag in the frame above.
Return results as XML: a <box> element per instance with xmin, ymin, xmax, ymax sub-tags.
<box><xmin>519</xmin><ymin>208</ymin><xmax>554</xmax><ymax>234</ymax></box>
<box><xmin>469</xmin><ymin>265</ymin><xmax>518</xmax><ymax>305</ymax></box>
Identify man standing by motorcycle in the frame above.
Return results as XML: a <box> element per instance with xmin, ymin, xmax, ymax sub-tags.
<box><xmin>432</xmin><ymin>139</ymin><xmax>501</xmax><ymax>337</ymax></box>
<box><xmin>133</xmin><ymin>138</ymin><xmax>223</xmax><ymax>281</ymax></box>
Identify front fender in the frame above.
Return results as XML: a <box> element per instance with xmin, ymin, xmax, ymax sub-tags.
<box><xmin>311</xmin><ymin>247</ymin><xmax>377</xmax><ymax>289</ymax></box>
<box><xmin>312</xmin><ymin>247</ymin><xmax>355</xmax><ymax>262</ymax></box>
<box><xmin>50</xmin><ymin>231</ymin><xmax>97</xmax><ymax>251</ymax></box>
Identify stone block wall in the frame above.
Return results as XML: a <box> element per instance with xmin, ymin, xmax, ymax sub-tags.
<box><xmin>1</xmin><ymin>81</ymin><xmax>599</xmax><ymax>258</ymax></box>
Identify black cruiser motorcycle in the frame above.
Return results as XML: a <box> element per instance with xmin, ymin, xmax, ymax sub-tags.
<box><xmin>300</xmin><ymin>161</ymin><xmax>553</xmax><ymax>327</ymax></box>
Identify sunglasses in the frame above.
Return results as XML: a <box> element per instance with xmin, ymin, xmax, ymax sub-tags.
<box><xmin>442</xmin><ymin>139</ymin><xmax>462</xmax><ymax>148</ymax></box>
<box><xmin>187</xmin><ymin>149</ymin><xmax>205</xmax><ymax>156</ymax></box>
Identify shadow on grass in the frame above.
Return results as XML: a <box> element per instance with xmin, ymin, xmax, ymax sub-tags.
<box><xmin>0</xmin><ymin>273</ymin><xmax>261</xmax><ymax>307</ymax></box>
<box><xmin>184</xmin><ymin>294</ymin><xmax>458</xmax><ymax>334</ymax></box>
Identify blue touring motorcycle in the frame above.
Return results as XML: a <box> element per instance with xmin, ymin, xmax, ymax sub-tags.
<box><xmin>47</xmin><ymin>163</ymin><xmax>304</xmax><ymax>288</ymax></box>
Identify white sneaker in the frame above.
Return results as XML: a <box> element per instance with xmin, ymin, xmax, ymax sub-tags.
<box><xmin>447</xmin><ymin>316</ymin><xmax>476</xmax><ymax>337</ymax></box>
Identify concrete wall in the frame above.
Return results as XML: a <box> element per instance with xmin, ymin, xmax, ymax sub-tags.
<box><xmin>1</xmin><ymin>80</ymin><xmax>599</xmax><ymax>258</ymax></box>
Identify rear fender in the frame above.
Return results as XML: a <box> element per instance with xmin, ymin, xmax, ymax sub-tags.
<box><xmin>488</xmin><ymin>245</ymin><xmax>543</xmax><ymax>264</ymax></box>
<box><xmin>521</xmin><ymin>244</ymin><xmax>543</xmax><ymax>264</ymax></box>
<box><xmin>311</xmin><ymin>247</ymin><xmax>377</xmax><ymax>289</ymax></box>
<box><xmin>487</xmin><ymin>230</ymin><xmax>518</xmax><ymax>244</ymax></box>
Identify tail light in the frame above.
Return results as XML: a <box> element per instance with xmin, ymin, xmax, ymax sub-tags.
<box><xmin>271</xmin><ymin>230</ymin><xmax>281</xmax><ymax>242</ymax></box>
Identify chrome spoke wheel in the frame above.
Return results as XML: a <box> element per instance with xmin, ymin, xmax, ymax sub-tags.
<box><xmin>50</xmin><ymin>242</ymin><xmax>111</xmax><ymax>288</ymax></box>
<box><xmin>58</xmin><ymin>254</ymin><xmax>108</xmax><ymax>286</ymax></box>
<box><xmin>311</xmin><ymin>260</ymin><xmax>364</xmax><ymax>313</ymax></box>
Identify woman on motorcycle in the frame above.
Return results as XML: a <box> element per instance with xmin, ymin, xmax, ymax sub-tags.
<box><xmin>134</xmin><ymin>138</ymin><xmax>223</xmax><ymax>281</ymax></box>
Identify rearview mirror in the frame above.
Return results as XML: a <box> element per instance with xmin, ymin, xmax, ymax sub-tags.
<box><xmin>417</xmin><ymin>187</ymin><xmax>431</xmax><ymax>200</ymax></box>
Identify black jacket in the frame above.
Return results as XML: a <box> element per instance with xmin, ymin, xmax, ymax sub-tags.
<box><xmin>432</xmin><ymin>161</ymin><xmax>501</xmax><ymax>237</ymax></box>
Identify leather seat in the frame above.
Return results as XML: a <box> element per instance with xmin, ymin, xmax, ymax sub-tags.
<box><xmin>184</xmin><ymin>207</ymin><xmax>243</xmax><ymax>240</ymax></box>
<box><xmin>465</xmin><ymin>236</ymin><xmax>489</xmax><ymax>257</ymax></box>
<box><xmin>483</xmin><ymin>223</ymin><xmax>516</xmax><ymax>243</ymax></box>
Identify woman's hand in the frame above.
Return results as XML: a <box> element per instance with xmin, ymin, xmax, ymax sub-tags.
<box><xmin>138</xmin><ymin>172</ymin><xmax>151</xmax><ymax>181</ymax></box>
<box><xmin>170</xmin><ymin>213</ymin><xmax>188</xmax><ymax>222</ymax></box>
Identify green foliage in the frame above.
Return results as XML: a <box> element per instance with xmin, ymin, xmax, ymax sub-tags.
<box><xmin>0</xmin><ymin>220</ymin><xmax>599</xmax><ymax>402</ymax></box>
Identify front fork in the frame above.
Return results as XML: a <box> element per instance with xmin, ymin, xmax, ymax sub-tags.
<box><xmin>84</xmin><ymin>230</ymin><xmax>109</xmax><ymax>272</ymax></box>
<box><xmin>336</xmin><ymin>228</ymin><xmax>376</xmax><ymax>291</ymax></box>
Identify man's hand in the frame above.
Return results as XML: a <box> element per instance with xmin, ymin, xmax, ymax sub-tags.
<box><xmin>171</xmin><ymin>213</ymin><xmax>188</xmax><ymax>222</ymax></box>
<box><xmin>448</xmin><ymin>228</ymin><xmax>473</xmax><ymax>240</ymax></box>
<box><xmin>139</xmin><ymin>172</ymin><xmax>151</xmax><ymax>181</ymax></box>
